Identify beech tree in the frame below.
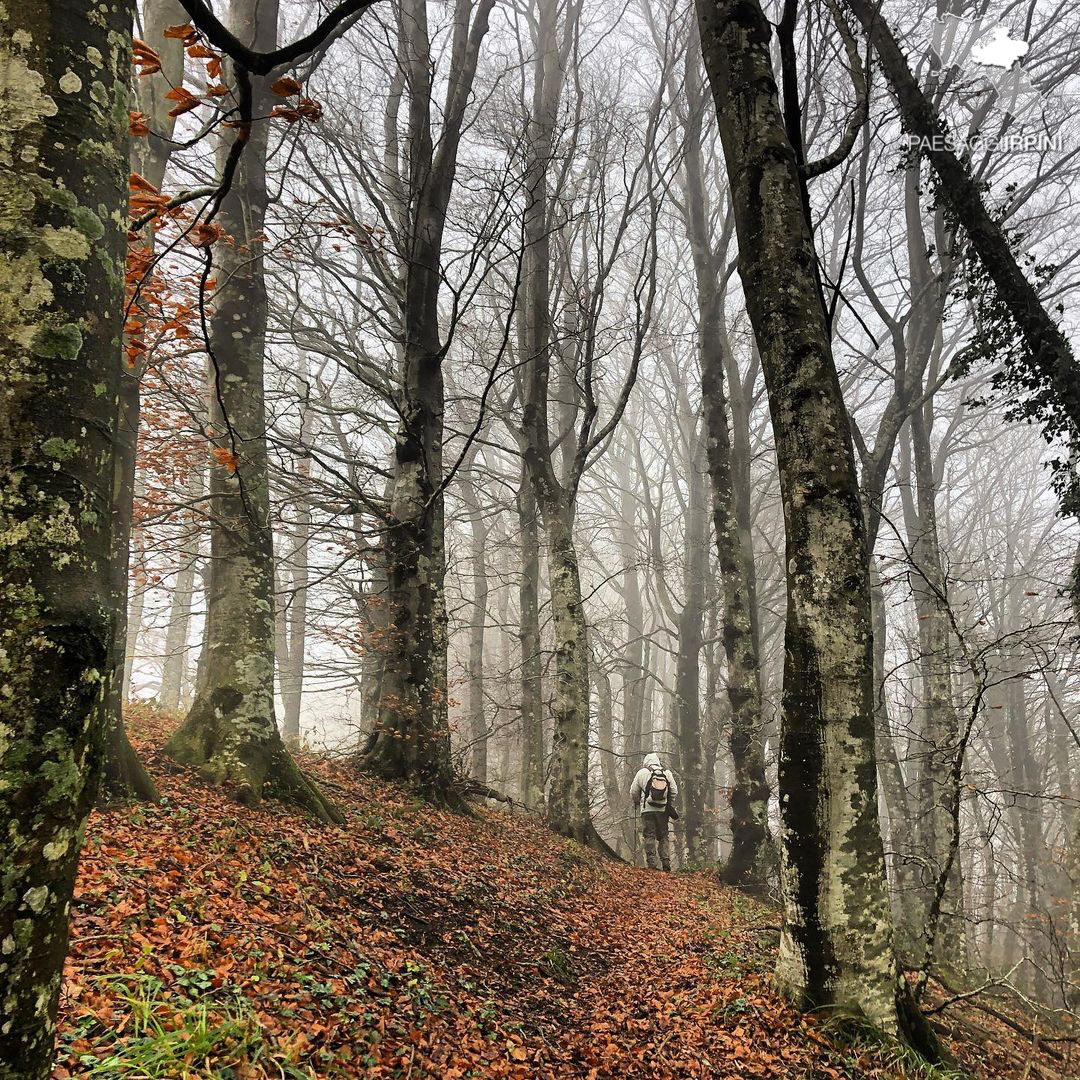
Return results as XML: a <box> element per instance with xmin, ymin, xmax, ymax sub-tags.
<box><xmin>0</xmin><ymin>3</ymin><xmax>133</xmax><ymax>1073</ymax></box>
<box><xmin>694</xmin><ymin>0</ymin><xmax>934</xmax><ymax>1049</ymax></box>
<box><xmin>162</xmin><ymin>0</ymin><xmax>340</xmax><ymax>822</ymax></box>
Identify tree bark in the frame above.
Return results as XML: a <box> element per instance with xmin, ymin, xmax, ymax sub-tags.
<box><xmin>0</xmin><ymin>3</ymin><xmax>131</xmax><ymax>1072</ymax></box>
<box><xmin>360</xmin><ymin>0</ymin><xmax>494</xmax><ymax>808</ymax></box>
<box><xmin>160</xmin><ymin>464</ymin><xmax>204</xmax><ymax>712</ymax></box>
<box><xmin>674</xmin><ymin>31</ymin><xmax>771</xmax><ymax>885</ymax></box>
<box><xmin>100</xmin><ymin>0</ymin><xmax>188</xmax><ymax>801</ymax></box>
<box><xmin>695</xmin><ymin>0</ymin><xmax>929</xmax><ymax>1047</ymax></box>
<box><xmin>164</xmin><ymin>0</ymin><xmax>339</xmax><ymax>823</ymax></box>
<box><xmin>674</xmin><ymin>425</ymin><xmax>709</xmax><ymax>864</ymax></box>
<box><xmin>517</xmin><ymin>477</ymin><xmax>545</xmax><ymax>808</ymax></box>
<box><xmin>460</xmin><ymin>458</ymin><xmax>489</xmax><ymax>785</ymax></box>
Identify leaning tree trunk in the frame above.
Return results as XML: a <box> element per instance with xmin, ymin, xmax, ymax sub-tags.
<box><xmin>0</xmin><ymin>3</ymin><xmax>131</xmax><ymax>1073</ymax></box>
<box><xmin>695</xmin><ymin>0</ymin><xmax>933</xmax><ymax>1051</ymax></box>
<box><xmin>164</xmin><ymin>0</ymin><xmax>338</xmax><ymax>823</ymax></box>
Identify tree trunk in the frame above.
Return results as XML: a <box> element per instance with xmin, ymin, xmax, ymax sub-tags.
<box><xmin>160</xmin><ymin>466</ymin><xmax>203</xmax><ymax>711</ymax></box>
<box><xmin>100</xmin><ymin>0</ymin><xmax>187</xmax><ymax>801</ymax></box>
<box><xmin>544</xmin><ymin>506</ymin><xmax>595</xmax><ymax>844</ymax></box>
<box><xmin>461</xmin><ymin>461</ymin><xmax>489</xmax><ymax>785</ymax></box>
<box><xmin>360</xmin><ymin>0</ymin><xmax>494</xmax><ymax>807</ymax></box>
<box><xmin>518</xmin><ymin>468</ymin><xmax>545</xmax><ymax>807</ymax></box>
<box><xmin>277</xmin><ymin>410</ymin><xmax>312</xmax><ymax>746</ymax></box>
<box><xmin>164</xmin><ymin>0</ymin><xmax>339</xmax><ymax>823</ymax></box>
<box><xmin>675</xmin><ymin>426</ymin><xmax>709</xmax><ymax>864</ymax></box>
<box><xmin>678</xmin><ymin>23</ymin><xmax>771</xmax><ymax>886</ymax></box>
<box><xmin>0</xmin><ymin>3</ymin><xmax>131</xmax><ymax>1072</ymax></box>
<box><xmin>695</xmin><ymin>0</ymin><xmax>929</xmax><ymax>1047</ymax></box>
<box><xmin>903</xmin><ymin>411</ymin><xmax>967</xmax><ymax>976</ymax></box>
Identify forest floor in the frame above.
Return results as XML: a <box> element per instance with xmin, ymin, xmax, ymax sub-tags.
<box><xmin>53</xmin><ymin>707</ymin><xmax>1073</xmax><ymax>1080</ymax></box>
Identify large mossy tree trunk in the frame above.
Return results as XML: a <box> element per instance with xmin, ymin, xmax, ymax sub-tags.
<box><xmin>164</xmin><ymin>0</ymin><xmax>339</xmax><ymax>824</ymax></box>
<box><xmin>695</xmin><ymin>0</ymin><xmax>932</xmax><ymax>1050</ymax></box>
<box><xmin>542</xmin><ymin>506</ymin><xmax>597</xmax><ymax>845</ymax></box>
<box><xmin>0</xmin><ymin>3</ymin><xmax>131</xmax><ymax>1073</ymax></box>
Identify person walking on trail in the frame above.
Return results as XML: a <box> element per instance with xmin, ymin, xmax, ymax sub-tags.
<box><xmin>629</xmin><ymin>752</ymin><xmax>679</xmax><ymax>872</ymax></box>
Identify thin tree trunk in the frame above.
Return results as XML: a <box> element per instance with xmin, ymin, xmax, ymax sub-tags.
<box><xmin>100</xmin><ymin>0</ymin><xmax>187</xmax><ymax>801</ymax></box>
<box><xmin>461</xmin><ymin>460</ymin><xmax>489</xmax><ymax>785</ymax></box>
<box><xmin>160</xmin><ymin>465</ymin><xmax>205</xmax><ymax>711</ymax></box>
<box><xmin>671</xmin><ymin>19</ymin><xmax>771</xmax><ymax>887</ymax></box>
<box><xmin>518</xmin><ymin>467</ymin><xmax>545</xmax><ymax>807</ymax></box>
<box><xmin>675</xmin><ymin>425</ymin><xmax>709</xmax><ymax>864</ymax></box>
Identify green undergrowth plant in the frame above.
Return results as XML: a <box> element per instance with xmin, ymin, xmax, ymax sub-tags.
<box><xmin>817</xmin><ymin>1011</ymin><xmax>974</xmax><ymax>1080</ymax></box>
<box><xmin>58</xmin><ymin>973</ymin><xmax>313</xmax><ymax>1079</ymax></box>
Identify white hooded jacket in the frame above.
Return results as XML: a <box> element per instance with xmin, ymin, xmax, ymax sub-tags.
<box><xmin>629</xmin><ymin>753</ymin><xmax>679</xmax><ymax>816</ymax></box>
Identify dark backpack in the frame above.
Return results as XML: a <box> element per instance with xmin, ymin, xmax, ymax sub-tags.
<box><xmin>643</xmin><ymin>766</ymin><xmax>669</xmax><ymax>810</ymax></box>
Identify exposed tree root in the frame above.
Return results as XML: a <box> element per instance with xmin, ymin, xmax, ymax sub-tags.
<box><xmin>166</xmin><ymin>692</ymin><xmax>342</xmax><ymax>823</ymax></box>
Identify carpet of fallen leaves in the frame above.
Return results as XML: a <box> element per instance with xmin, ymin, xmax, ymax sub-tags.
<box><xmin>53</xmin><ymin>707</ymin><xmax>1074</xmax><ymax>1079</ymax></box>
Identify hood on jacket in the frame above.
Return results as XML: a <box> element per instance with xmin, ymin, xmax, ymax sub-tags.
<box><xmin>643</xmin><ymin>752</ymin><xmax>662</xmax><ymax>769</ymax></box>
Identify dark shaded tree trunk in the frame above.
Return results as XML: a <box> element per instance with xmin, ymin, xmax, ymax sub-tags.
<box><xmin>164</xmin><ymin>0</ymin><xmax>339</xmax><ymax>823</ymax></box>
<box><xmin>362</xmin><ymin>0</ymin><xmax>494</xmax><ymax>806</ymax></box>
<box><xmin>0</xmin><ymin>3</ymin><xmax>132</xmax><ymax>1072</ymax></box>
<box><xmin>695</xmin><ymin>0</ymin><xmax>932</xmax><ymax>1049</ymax></box>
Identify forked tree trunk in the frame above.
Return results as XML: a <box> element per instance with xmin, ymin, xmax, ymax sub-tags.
<box><xmin>360</xmin><ymin>0</ymin><xmax>494</xmax><ymax>807</ymax></box>
<box><xmin>164</xmin><ymin>0</ymin><xmax>339</xmax><ymax>823</ymax></box>
<box><xmin>695</xmin><ymin>0</ymin><xmax>934</xmax><ymax>1051</ymax></box>
<box><xmin>0</xmin><ymin>3</ymin><xmax>131</xmax><ymax>1072</ymax></box>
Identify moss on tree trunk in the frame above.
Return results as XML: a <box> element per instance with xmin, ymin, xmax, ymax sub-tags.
<box><xmin>0</xmin><ymin>2</ymin><xmax>133</xmax><ymax>1073</ymax></box>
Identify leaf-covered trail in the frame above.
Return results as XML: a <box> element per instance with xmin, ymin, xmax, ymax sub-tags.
<box><xmin>53</xmin><ymin>708</ymin><xmax>1070</xmax><ymax>1079</ymax></box>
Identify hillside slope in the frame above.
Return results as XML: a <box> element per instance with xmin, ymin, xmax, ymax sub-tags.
<box><xmin>53</xmin><ymin>709</ymin><xmax>1070</xmax><ymax>1079</ymax></box>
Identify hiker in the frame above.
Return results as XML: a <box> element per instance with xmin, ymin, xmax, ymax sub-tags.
<box><xmin>629</xmin><ymin>752</ymin><xmax>678</xmax><ymax>872</ymax></box>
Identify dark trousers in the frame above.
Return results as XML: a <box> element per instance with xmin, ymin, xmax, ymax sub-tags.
<box><xmin>641</xmin><ymin>812</ymin><xmax>670</xmax><ymax>871</ymax></box>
